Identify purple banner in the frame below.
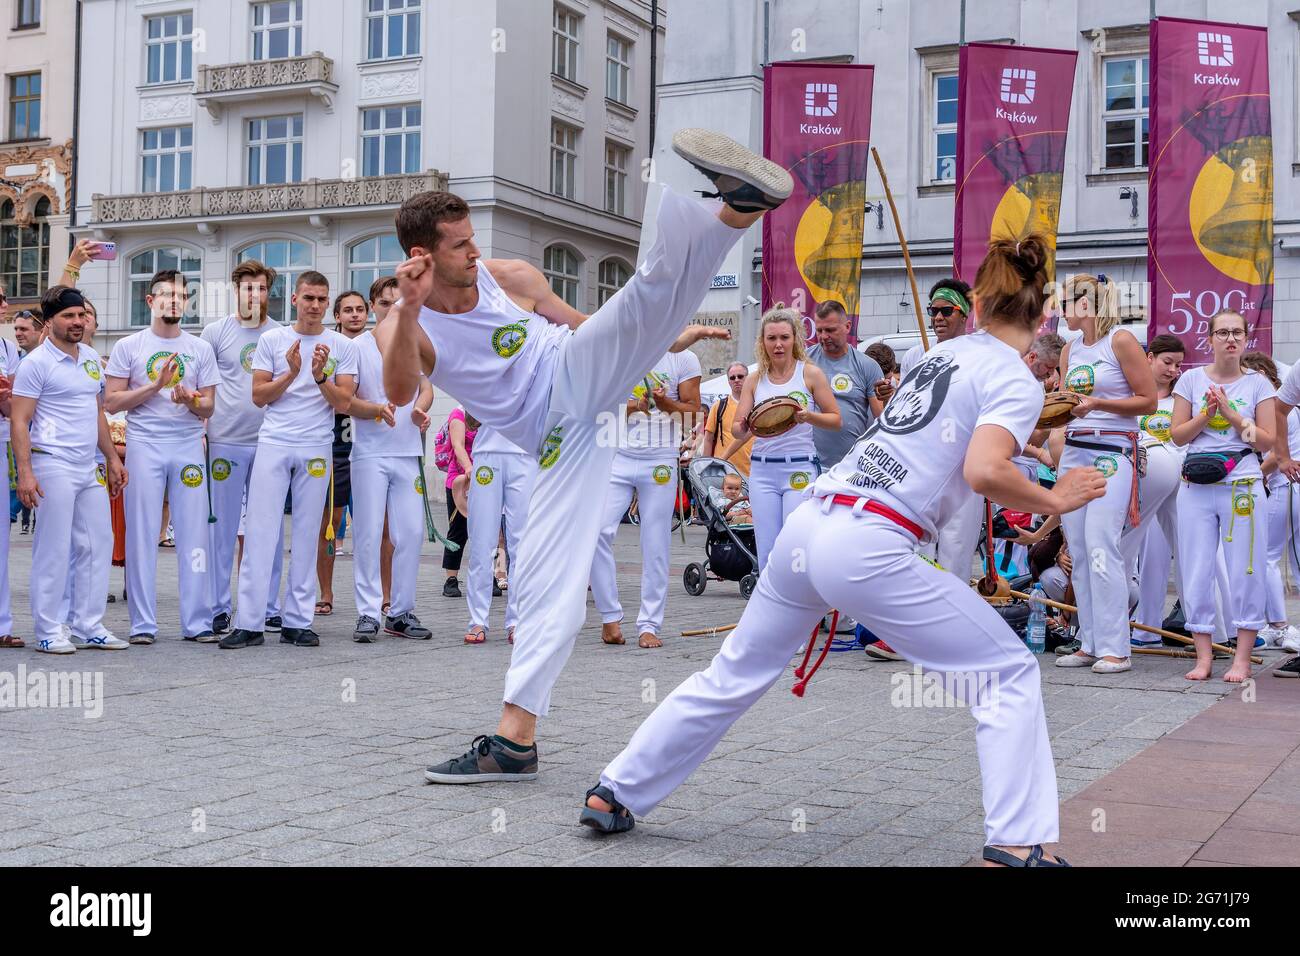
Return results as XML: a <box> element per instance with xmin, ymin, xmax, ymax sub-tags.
<box><xmin>1148</xmin><ymin>17</ymin><xmax>1273</xmax><ymax>365</ymax></box>
<box><xmin>762</xmin><ymin>62</ymin><xmax>874</xmax><ymax>341</ymax></box>
<box><xmin>954</xmin><ymin>43</ymin><xmax>1078</xmax><ymax>293</ymax></box>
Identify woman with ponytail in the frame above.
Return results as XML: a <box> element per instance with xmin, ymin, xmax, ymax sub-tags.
<box><xmin>1055</xmin><ymin>273</ymin><xmax>1156</xmax><ymax>674</ymax></box>
<box><xmin>584</xmin><ymin>235</ymin><xmax>1105</xmax><ymax>868</ymax></box>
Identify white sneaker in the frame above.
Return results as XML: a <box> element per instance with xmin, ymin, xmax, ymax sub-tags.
<box><xmin>75</xmin><ymin>629</ymin><xmax>129</xmax><ymax>650</ymax></box>
<box><xmin>1278</xmin><ymin>625</ymin><xmax>1300</xmax><ymax>653</ymax></box>
<box><xmin>35</xmin><ymin>638</ymin><xmax>76</xmax><ymax>655</ymax></box>
<box><xmin>1055</xmin><ymin>652</ymin><xmax>1098</xmax><ymax>668</ymax></box>
<box><xmin>1257</xmin><ymin>625</ymin><xmax>1284</xmax><ymax>648</ymax></box>
<box><xmin>1092</xmin><ymin>657</ymin><xmax>1132</xmax><ymax>674</ymax></box>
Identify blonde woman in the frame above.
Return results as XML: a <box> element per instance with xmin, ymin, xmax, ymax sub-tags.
<box><xmin>731</xmin><ymin>307</ymin><xmax>840</xmax><ymax>570</ymax></box>
<box><xmin>1056</xmin><ymin>274</ymin><xmax>1156</xmax><ymax>674</ymax></box>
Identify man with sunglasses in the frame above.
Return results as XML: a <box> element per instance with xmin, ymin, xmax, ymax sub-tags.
<box><xmin>704</xmin><ymin>362</ymin><xmax>754</xmax><ymax>477</ymax></box>
<box><xmin>899</xmin><ymin>278</ymin><xmax>974</xmax><ymax>380</ymax></box>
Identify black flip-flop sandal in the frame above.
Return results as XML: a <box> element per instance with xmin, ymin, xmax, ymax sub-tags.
<box><xmin>982</xmin><ymin>845</ymin><xmax>1070</xmax><ymax>867</ymax></box>
<box><xmin>579</xmin><ymin>784</ymin><xmax>635</xmax><ymax>834</ymax></box>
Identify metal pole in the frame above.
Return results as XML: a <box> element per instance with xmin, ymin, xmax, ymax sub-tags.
<box><xmin>960</xmin><ymin>0</ymin><xmax>966</xmax><ymax>45</ymax></box>
<box><xmin>763</xmin><ymin>0</ymin><xmax>770</xmax><ymax>66</ymax></box>
<box><xmin>649</xmin><ymin>0</ymin><xmax>658</xmax><ymax>155</ymax></box>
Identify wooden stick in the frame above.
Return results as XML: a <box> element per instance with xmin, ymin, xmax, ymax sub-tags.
<box><xmin>681</xmin><ymin>623</ymin><xmax>738</xmax><ymax>637</ymax></box>
<box><xmin>1133</xmin><ymin>647</ymin><xmax>1199</xmax><ymax>659</ymax></box>
<box><xmin>871</xmin><ymin>147</ymin><xmax>929</xmax><ymax>352</ymax></box>
<box><xmin>1009</xmin><ymin>590</ymin><xmax>1261</xmax><ymax>663</ymax></box>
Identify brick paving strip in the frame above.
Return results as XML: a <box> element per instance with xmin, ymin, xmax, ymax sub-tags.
<box><xmin>1056</xmin><ymin>663</ymin><xmax>1300</xmax><ymax>866</ymax></box>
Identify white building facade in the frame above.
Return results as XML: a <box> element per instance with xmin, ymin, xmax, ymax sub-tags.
<box><xmin>648</xmin><ymin>0</ymin><xmax>1300</xmax><ymax>364</ymax></box>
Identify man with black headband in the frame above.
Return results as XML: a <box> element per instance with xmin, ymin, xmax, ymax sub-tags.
<box><xmin>10</xmin><ymin>287</ymin><xmax>128</xmax><ymax>653</ymax></box>
<box><xmin>105</xmin><ymin>270</ymin><xmax>220</xmax><ymax>645</ymax></box>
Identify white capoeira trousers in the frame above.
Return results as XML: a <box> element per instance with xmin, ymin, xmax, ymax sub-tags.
<box><xmin>0</xmin><ymin>443</ymin><xmax>10</xmax><ymax>636</ymax></box>
<box><xmin>29</xmin><ymin>457</ymin><xmax>111</xmax><ymax>644</ymax></box>
<box><xmin>1121</xmin><ymin>443</ymin><xmax>1181</xmax><ymax>633</ymax></box>
<box><xmin>589</xmin><ymin>453</ymin><xmax>679</xmax><ymax>636</ymax></box>
<box><xmin>1264</xmin><ymin>480</ymin><xmax>1299</xmax><ymax>625</ymax></box>
<box><xmin>502</xmin><ymin>190</ymin><xmax>741</xmax><ymax>717</ymax></box>
<box><xmin>208</xmin><ymin>441</ymin><xmax>282</xmax><ymax>621</ymax></box>
<box><xmin>600</xmin><ymin>498</ymin><xmax>1060</xmax><ymax>847</ymax></box>
<box><xmin>123</xmin><ymin>437</ymin><xmax>214</xmax><ymax>638</ymax></box>
<box><xmin>1176</xmin><ymin>480</ymin><xmax>1267</xmax><ymax>635</ymax></box>
<box><xmin>350</xmin><ymin>455</ymin><xmax>425</xmax><ymax>621</ymax></box>
<box><xmin>465</xmin><ymin>452</ymin><xmax>536</xmax><ymax>634</ymax></box>
<box><xmin>235</xmin><ymin>442</ymin><xmax>331</xmax><ymax>632</ymax></box>
<box><xmin>748</xmin><ymin>456</ymin><xmax>819</xmax><ymax>571</ymax></box>
<box><xmin>1059</xmin><ymin>442</ymin><xmax>1134</xmax><ymax>660</ymax></box>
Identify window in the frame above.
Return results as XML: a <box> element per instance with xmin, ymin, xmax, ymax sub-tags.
<box><xmin>361</xmin><ymin>105</ymin><xmax>421</xmax><ymax>176</ymax></box>
<box><xmin>145</xmin><ymin>12</ymin><xmax>194</xmax><ymax>85</ymax></box>
<box><xmin>128</xmin><ymin>246</ymin><xmax>201</xmax><ymax>327</ymax></box>
<box><xmin>7</xmin><ymin>73</ymin><xmax>40</xmax><ymax>140</ymax></box>
<box><xmin>543</xmin><ymin>245</ymin><xmax>580</xmax><ymax>309</ymax></box>
<box><xmin>553</xmin><ymin>7</ymin><xmax>580</xmax><ymax>82</ymax></box>
<box><xmin>16</xmin><ymin>0</ymin><xmax>39</xmax><ymax>29</ymax></box>
<box><xmin>0</xmin><ymin>196</ymin><xmax>50</xmax><ymax>299</ymax></box>
<box><xmin>1101</xmin><ymin>56</ymin><xmax>1150</xmax><ymax>170</ymax></box>
<box><xmin>140</xmin><ymin>126</ymin><xmax>193</xmax><ymax>192</ymax></box>
<box><xmin>251</xmin><ymin>1</ymin><xmax>303</xmax><ymax>61</ymax></box>
<box><xmin>604</xmin><ymin>141</ymin><xmax>629</xmax><ymax>216</ymax></box>
<box><xmin>597</xmin><ymin>258</ymin><xmax>631</xmax><ymax>307</ymax></box>
<box><xmin>238</xmin><ymin>239</ymin><xmax>312</xmax><ymax>323</ymax></box>
<box><xmin>550</xmin><ymin>121</ymin><xmax>579</xmax><ymax>199</ymax></box>
<box><xmin>347</xmin><ymin>234</ymin><xmax>404</xmax><ymax>293</ymax></box>
<box><xmin>930</xmin><ymin>72</ymin><xmax>958</xmax><ymax>183</ymax></box>
<box><xmin>606</xmin><ymin>34</ymin><xmax>630</xmax><ymax>104</ymax></box>
<box><xmin>366</xmin><ymin>0</ymin><xmax>421</xmax><ymax>60</ymax></box>
<box><xmin>247</xmin><ymin>114</ymin><xmax>303</xmax><ymax>185</ymax></box>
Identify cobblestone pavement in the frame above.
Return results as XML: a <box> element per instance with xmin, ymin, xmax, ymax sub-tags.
<box><xmin>1</xmin><ymin>519</ymin><xmax>1277</xmax><ymax>867</ymax></box>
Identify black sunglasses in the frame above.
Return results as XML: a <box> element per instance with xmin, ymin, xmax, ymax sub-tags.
<box><xmin>728</xmin><ymin>373</ymin><xmax>746</xmax><ymax>381</ymax></box>
<box><xmin>927</xmin><ymin>305</ymin><xmax>958</xmax><ymax>318</ymax></box>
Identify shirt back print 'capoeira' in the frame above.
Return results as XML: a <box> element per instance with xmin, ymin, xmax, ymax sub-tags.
<box><xmin>814</xmin><ymin>331</ymin><xmax>1042</xmax><ymax>540</ymax></box>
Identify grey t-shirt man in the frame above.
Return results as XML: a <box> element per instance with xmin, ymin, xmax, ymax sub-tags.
<box><xmin>806</xmin><ymin>344</ymin><xmax>882</xmax><ymax>468</ymax></box>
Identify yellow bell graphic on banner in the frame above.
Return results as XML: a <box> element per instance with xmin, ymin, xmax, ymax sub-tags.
<box><xmin>991</xmin><ymin>171</ymin><xmax>1063</xmax><ymax>281</ymax></box>
<box><xmin>795</xmin><ymin>179</ymin><xmax>866</xmax><ymax>318</ymax></box>
<box><xmin>1192</xmin><ymin>135</ymin><xmax>1274</xmax><ymax>285</ymax></box>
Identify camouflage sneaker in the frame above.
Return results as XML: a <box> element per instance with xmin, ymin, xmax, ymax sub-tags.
<box><xmin>1054</xmin><ymin>638</ymin><xmax>1082</xmax><ymax>656</ymax></box>
<box><xmin>424</xmin><ymin>734</ymin><xmax>539</xmax><ymax>784</ymax></box>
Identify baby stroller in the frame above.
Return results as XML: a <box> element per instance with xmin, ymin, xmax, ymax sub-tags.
<box><xmin>681</xmin><ymin>457</ymin><xmax>760</xmax><ymax>598</ymax></box>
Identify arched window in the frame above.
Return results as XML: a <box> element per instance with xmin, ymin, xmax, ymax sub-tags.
<box><xmin>597</xmin><ymin>257</ymin><xmax>631</xmax><ymax>307</ymax></box>
<box><xmin>129</xmin><ymin>245</ymin><xmax>202</xmax><ymax>327</ymax></box>
<box><xmin>237</xmin><ymin>238</ymin><xmax>312</xmax><ymax>323</ymax></box>
<box><xmin>0</xmin><ymin>196</ymin><xmax>51</xmax><ymax>300</ymax></box>
<box><xmin>543</xmin><ymin>244</ymin><xmax>580</xmax><ymax>310</ymax></box>
<box><xmin>346</xmin><ymin>234</ymin><xmax>403</xmax><ymax>297</ymax></box>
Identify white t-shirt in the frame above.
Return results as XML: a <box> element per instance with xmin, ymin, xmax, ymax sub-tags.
<box><xmin>1173</xmin><ymin>366</ymin><xmax>1274</xmax><ymax>481</ymax></box>
<box><xmin>0</xmin><ymin>338</ymin><xmax>21</xmax><ymax>444</ymax></box>
<box><xmin>105</xmin><ymin>328</ymin><xmax>218</xmax><ymax>444</ymax></box>
<box><xmin>898</xmin><ymin>343</ymin><xmax>924</xmax><ymax>381</ymax></box>
<box><xmin>252</xmin><ymin>326</ymin><xmax>359</xmax><ymax>447</ymax></box>
<box><xmin>752</xmin><ymin>361</ymin><xmax>818</xmax><ymax>459</ymax></box>
<box><xmin>201</xmin><ymin>315</ymin><xmax>282</xmax><ymax>446</ymax></box>
<box><xmin>814</xmin><ymin>331</ymin><xmax>1042</xmax><ymax>540</ymax></box>
<box><xmin>623</xmin><ymin>350</ymin><xmax>702</xmax><ymax>458</ymax></box>
<box><xmin>1063</xmin><ymin>327</ymin><xmax>1138</xmax><ymax>431</ymax></box>
<box><xmin>350</xmin><ymin>330</ymin><xmax>422</xmax><ymax>460</ymax></box>
<box><xmin>11</xmin><ymin>339</ymin><xmax>105</xmax><ymax>465</ymax></box>
<box><xmin>473</xmin><ymin>424</ymin><xmax>530</xmax><ymax>456</ymax></box>
<box><xmin>1138</xmin><ymin>394</ymin><xmax>1175</xmax><ymax>449</ymax></box>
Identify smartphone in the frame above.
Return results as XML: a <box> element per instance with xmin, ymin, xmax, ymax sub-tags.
<box><xmin>89</xmin><ymin>241</ymin><xmax>117</xmax><ymax>261</ymax></box>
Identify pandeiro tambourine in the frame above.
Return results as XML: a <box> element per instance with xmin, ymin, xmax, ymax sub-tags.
<box><xmin>748</xmin><ymin>396</ymin><xmax>803</xmax><ymax>438</ymax></box>
<box><xmin>1038</xmin><ymin>391</ymin><xmax>1082</xmax><ymax>429</ymax></box>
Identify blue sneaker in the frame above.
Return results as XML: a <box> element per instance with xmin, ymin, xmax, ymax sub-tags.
<box><xmin>1224</xmin><ymin>636</ymin><xmax>1266</xmax><ymax>650</ymax></box>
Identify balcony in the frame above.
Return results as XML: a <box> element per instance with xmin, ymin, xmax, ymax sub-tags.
<box><xmin>194</xmin><ymin>52</ymin><xmax>338</xmax><ymax>121</ymax></box>
<box><xmin>89</xmin><ymin>170</ymin><xmax>449</xmax><ymax>228</ymax></box>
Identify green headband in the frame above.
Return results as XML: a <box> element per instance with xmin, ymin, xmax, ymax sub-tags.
<box><xmin>931</xmin><ymin>287</ymin><xmax>971</xmax><ymax>316</ymax></box>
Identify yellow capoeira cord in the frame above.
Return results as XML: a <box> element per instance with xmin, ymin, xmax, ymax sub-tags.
<box><xmin>1224</xmin><ymin>477</ymin><xmax>1256</xmax><ymax>575</ymax></box>
<box><xmin>325</xmin><ymin>458</ymin><xmax>336</xmax><ymax>556</ymax></box>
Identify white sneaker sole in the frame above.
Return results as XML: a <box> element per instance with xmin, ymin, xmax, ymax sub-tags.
<box><xmin>422</xmin><ymin>769</ymin><xmax>538</xmax><ymax>785</ymax></box>
<box><xmin>76</xmin><ymin>643</ymin><xmax>128</xmax><ymax>651</ymax></box>
<box><xmin>671</xmin><ymin>128</ymin><xmax>794</xmax><ymax>201</ymax></box>
<box><xmin>1055</xmin><ymin>654</ymin><xmax>1098</xmax><ymax>668</ymax></box>
<box><xmin>1091</xmin><ymin>660</ymin><xmax>1132</xmax><ymax>673</ymax></box>
<box><xmin>36</xmin><ymin>645</ymin><xmax>76</xmax><ymax>655</ymax></box>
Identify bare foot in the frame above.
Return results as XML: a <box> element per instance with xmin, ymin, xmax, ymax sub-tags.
<box><xmin>601</xmin><ymin>622</ymin><xmax>625</xmax><ymax>645</ymax></box>
<box><xmin>1223</xmin><ymin>662</ymin><xmax>1252</xmax><ymax>683</ymax></box>
<box><xmin>1185</xmin><ymin>663</ymin><xmax>1212</xmax><ymax>681</ymax></box>
<box><xmin>586</xmin><ymin>793</ymin><xmax>612</xmax><ymax>812</ymax></box>
<box><xmin>638</xmin><ymin>632</ymin><xmax>663</xmax><ymax>649</ymax></box>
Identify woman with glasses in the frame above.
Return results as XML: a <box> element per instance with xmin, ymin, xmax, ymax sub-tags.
<box><xmin>1169</xmin><ymin>314</ymin><xmax>1274</xmax><ymax>682</ymax></box>
<box><xmin>731</xmin><ymin>306</ymin><xmax>840</xmax><ymax>571</ymax></box>
<box><xmin>1056</xmin><ymin>273</ymin><xmax>1156</xmax><ymax>675</ymax></box>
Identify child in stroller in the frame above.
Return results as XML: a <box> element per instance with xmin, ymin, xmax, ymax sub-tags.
<box><xmin>682</xmin><ymin>457</ymin><xmax>761</xmax><ymax>598</ymax></box>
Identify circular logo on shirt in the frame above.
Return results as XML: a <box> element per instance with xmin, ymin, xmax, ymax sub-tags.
<box><xmin>1065</xmin><ymin>364</ymin><xmax>1096</xmax><ymax>397</ymax></box>
<box><xmin>307</xmin><ymin>457</ymin><xmax>327</xmax><ymax>478</ymax></box>
<box><xmin>1233</xmin><ymin>491</ymin><xmax>1255</xmax><ymax>517</ymax></box>
<box><xmin>475</xmin><ymin>465</ymin><xmax>494</xmax><ymax>486</ymax></box>
<box><xmin>1201</xmin><ymin>395</ymin><xmax>1246</xmax><ymax>434</ymax></box>
<box><xmin>492</xmin><ymin>323</ymin><xmax>528</xmax><ymax>359</ymax></box>
<box><xmin>652</xmin><ymin>465</ymin><xmax>673</xmax><ymax>485</ymax></box>
<box><xmin>146</xmin><ymin>351</ymin><xmax>185</xmax><ymax>387</ymax></box>
<box><xmin>789</xmin><ymin>471</ymin><xmax>811</xmax><ymax>491</ymax></box>
<box><xmin>1093</xmin><ymin>454</ymin><xmax>1119</xmax><ymax>478</ymax></box>
<box><xmin>788</xmin><ymin>390</ymin><xmax>811</xmax><ymax>408</ymax></box>
<box><xmin>239</xmin><ymin>343</ymin><xmax>256</xmax><ymax>373</ymax></box>
<box><xmin>180</xmin><ymin>464</ymin><xmax>204</xmax><ymax>488</ymax></box>
<box><xmin>1140</xmin><ymin>411</ymin><xmax>1172</xmax><ymax>443</ymax></box>
<box><xmin>211</xmin><ymin>458</ymin><xmax>232</xmax><ymax>481</ymax></box>
<box><xmin>83</xmin><ymin>360</ymin><xmax>101</xmax><ymax>381</ymax></box>
<box><xmin>831</xmin><ymin>373</ymin><xmax>852</xmax><ymax>393</ymax></box>
<box><xmin>94</xmin><ymin>464</ymin><xmax>106</xmax><ymax>487</ymax></box>
<box><xmin>539</xmin><ymin>425</ymin><xmax>564</xmax><ymax>470</ymax></box>
<box><xmin>321</xmin><ymin>356</ymin><xmax>338</xmax><ymax>379</ymax></box>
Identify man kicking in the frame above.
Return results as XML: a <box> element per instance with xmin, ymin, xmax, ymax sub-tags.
<box><xmin>380</xmin><ymin>128</ymin><xmax>791</xmax><ymax>782</ymax></box>
<box><xmin>220</xmin><ymin>272</ymin><xmax>358</xmax><ymax>649</ymax></box>
<box><xmin>11</xmin><ymin>287</ymin><xmax>128</xmax><ymax>653</ymax></box>
<box><xmin>105</xmin><ymin>270</ymin><xmax>219</xmax><ymax>644</ymax></box>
